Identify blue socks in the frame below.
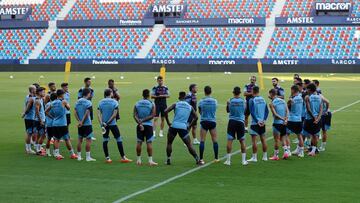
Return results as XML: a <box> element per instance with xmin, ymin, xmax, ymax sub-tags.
<box><xmin>213</xmin><ymin>142</ymin><xmax>219</xmax><ymax>159</ymax></box>
<box><xmin>199</xmin><ymin>141</ymin><xmax>205</xmax><ymax>159</ymax></box>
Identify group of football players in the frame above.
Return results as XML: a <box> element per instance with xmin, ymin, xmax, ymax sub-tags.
<box><xmin>22</xmin><ymin>74</ymin><xmax>331</xmax><ymax>166</ymax></box>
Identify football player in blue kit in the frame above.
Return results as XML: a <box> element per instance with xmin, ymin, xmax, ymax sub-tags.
<box><xmin>288</xmin><ymin>85</ymin><xmax>305</xmax><ymax>157</ymax></box>
<box><xmin>224</xmin><ymin>87</ymin><xmax>248</xmax><ymax>166</ymax></box>
<box><xmin>74</xmin><ymin>88</ymin><xmax>96</xmax><ymax>162</ymax></box>
<box><xmin>198</xmin><ymin>86</ymin><xmax>219</xmax><ymax>165</ymax></box>
<box><xmin>248</xmin><ymin>86</ymin><xmax>269</xmax><ymax>162</ymax></box>
<box><xmin>133</xmin><ymin>89</ymin><xmax>158</xmax><ymax>166</ymax></box>
<box><xmin>45</xmin><ymin>93</ymin><xmax>57</xmax><ymax>157</ymax></box>
<box><xmin>304</xmin><ymin>83</ymin><xmax>323</xmax><ymax>156</ymax></box>
<box><xmin>45</xmin><ymin>89</ymin><xmax>77</xmax><ymax>160</ymax></box>
<box><xmin>268</xmin><ymin>89</ymin><xmax>290</xmax><ymax>160</ymax></box>
<box><xmin>34</xmin><ymin>87</ymin><xmax>46</xmax><ymax>155</ymax></box>
<box><xmin>22</xmin><ymin>85</ymin><xmax>37</xmax><ymax>154</ymax></box>
<box><xmin>164</xmin><ymin>91</ymin><xmax>200</xmax><ymax>165</ymax></box>
<box><xmin>319</xmin><ymin>94</ymin><xmax>330</xmax><ymax>152</ymax></box>
<box><xmin>61</xmin><ymin>83</ymin><xmax>71</xmax><ymax>126</ymax></box>
<box><xmin>97</xmin><ymin>89</ymin><xmax>132</xmax><ymax>164</ymax></box>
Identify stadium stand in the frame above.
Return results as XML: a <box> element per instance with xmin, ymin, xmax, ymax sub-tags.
<box><xmin>0</xmin><ymin>0</ymin><xmax>358</xmax><ymax>63</ymax></box>
<box><xmin>265</xmin><ymin>26</ymin><xmax>359</xmax><ymax>59</ymax></box>
<box><xmin>0</xmin><ymin>0</ymin><xmax>67</xmax><ymax>21</ymax></box>
<box><xmin>183</xmin><ymin>0</ymin><xmax>275</xmax><ymax>18</ymax></box>
<box><xmin>39</xmin><ymin>28</ymin><xmax>152</xmax><ymax>59</ymax></box>
<box><xmin>0</xmin><ymin>29</ymin><xmax>46</xmax><ymax>60</ymax></box>
<box><xmin>65</xmin><ymin>0</ymin><xmax>156</xmax><ymax>20</ymax></box>
<box><xmin>147</xmin><ymin>27</ymin><xmax>264</xmax><ymax>59</ymax></box>
<box><xmin>281</xmin><ymin>0</ymin><xmax>359</xmax><ymax>17</ymax></box>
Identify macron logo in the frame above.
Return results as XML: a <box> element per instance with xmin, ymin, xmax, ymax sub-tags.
<box><xmin>228</xmin><ymin>18</ymin><xmax>255</xmax><ymax>24</ymax></box>
<box><xmin>315</xmin><ymin>2</ymin><xmax>351</xmax><ymax>11</ymax></box>
<box><xmin>209</xmin><ymin>60</ymin><xmax>236</xmax><ymax>65</ymax></box>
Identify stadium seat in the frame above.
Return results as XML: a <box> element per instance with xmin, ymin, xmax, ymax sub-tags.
<box><xmin>281</xmin><ymin>0</ymin><xmax>359</xmax><ymax>17</ymax></box>
<box><xmin>265</xmin><ymin>26</ymin><xmax>359</xmax><ymax>59</ymax></box>
<box><xmin>0</xmin><ymin>0</ymin><xmax>67</xmax><ymax>21</ymax></box>
<box><xmin>147</xmin><ymin>27</ymin><xmax>264</xmax><ymax>59</ymax></box>
<box><xmin>0</xmin><ymin>29</ymin><xmax>46</xmax><ymax>60</ymax></box>
<box><xmin>39</xmin><ymin>28</ymin><xmax>152</xmax><ymax>59</ymax></box>
<box><xmin>183</xmin><ymin>0</ymin><xmax>275</xmax><ymax>18</ymax></box>
<box><xmin>65</xmin><ymin>0</ymin><xmax>158</xmax><ymax>20</ymax></box>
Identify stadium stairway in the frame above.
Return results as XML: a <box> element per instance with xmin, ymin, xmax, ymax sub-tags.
<box><xmin>57</xmin><ymin>0</ymin><xmax>77</xmax><ymax>20</ymax></box>
<box><xmin>253</xmin><ymin>0</ymin><xmax>286</xmax><ymax>59</ymax></box>
<box><xmin>25</xmin><ymin>0</ymin><xmax>77</xmax><ymax>63</ymax></box>
<box><xmin>135</xmin><ymin>24</ymin><xmax>165</xmax><ymax>58</ymax></box>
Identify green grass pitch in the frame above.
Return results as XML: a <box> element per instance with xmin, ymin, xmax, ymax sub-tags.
<box><xmin>0</xmin><ymin>72</ymin><xmax>360</xmax><ymax>203</ymax></box>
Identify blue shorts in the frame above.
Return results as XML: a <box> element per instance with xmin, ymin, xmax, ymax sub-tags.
<box><xmin>78</xmin><ymin>125</ymin><xmax>93</xmax><ymax>139</ymax></box>
<box><xmin>200</xmin><ymin>121</ymin><xmax>216</xmax><ymax>131</ymax></box>
<box><xmin>250</xmin><ymin>125</ymin><xmax>266</xmax><ymax>136</ymax></box>
<box><xmin>273</xmin><ymin>124</ymin><xmax>287</xmax><ymax>136</ymax></box>
<box><xmin>155</xmin><ymin>104</ymin><xmax>167</xmax><ymax>117</ymax></box>
<box><xmin>34</xmin><ymin>121</ymin><xmax>46</xmax><ymax>136</ymax></box>
<box><xmin>53</xmin><ymin>126</ymin><xmax>70</xmax><ymax>140</ymax></box>
<box><xmin>24</xmin><ymin>119</ymin><xmax>35</xmax><ymax>135</ymax></box>
<box><xmin>303</xmin><ymin>119</ymin><xmax>321</xmax><ymax>137</ymax></box>
<box><xmin>227</xmin><ymin>120</ymin><xmax>245</xmax><ymax>141</ymax></box>
<box><xmin>46</xmin><ymin>127</ymin><xmax>54</xmax><ymax>139</ymax></box>
<box><xmin>287</xmin><ymin>121</ymin><xmax>303</xmax><ymax>135</ymax></box>
<box><xmin>321</xmin><ymin>112</ymin><xmax>332</xmax><ymax>131</ymax></box>
<box><xmin>137</xmin><ymin>125</ymin><xmax>154</xmax><ymax>143</ymax></box>
<box><xmin>168</xmin><ymin>127</ymin><xmax>189</xmax><ymax>140</ymax></box>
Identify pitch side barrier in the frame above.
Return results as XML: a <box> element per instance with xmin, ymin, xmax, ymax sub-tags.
<box><xmin>0</xmin><ymin>59</ymin><xmax>20</xmax><ymax>64</ymax></box>
<box><xmin>2</xmin><ymin>58</ymin><xmax>359</xmax><ymax>72</ymax></box>
<box><xmin>28</xmin><ymin>58</ymin><xmax>359</xmax><ymax>65</ymax></box>
<box><xmin>57</xmin><ymin>19</ymin><xmax>155</xmax><ymax>28</ymax></box>
<box><xmin>276</xmin><ymin>16</ymin><xmax>360</xmax><ymax>26</ymax></box>
<box><xmin>0</xmin><ymin>20</ymin><xmax>48</xmax><ymax>29</ymax></box>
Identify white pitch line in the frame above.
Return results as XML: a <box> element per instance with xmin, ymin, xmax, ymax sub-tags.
<box><xmin>113</xmin><ymin>99</ymin><xmax>360</xmax><ymax>203</ymax></box>
<box><xmin>332</xmin><ymin>99</ymin><xmax>360</xmax><ymax>113</ymax></box>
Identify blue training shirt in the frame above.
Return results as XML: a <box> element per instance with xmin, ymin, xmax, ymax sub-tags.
<box><xmin>50</xmin><ymin>99</ymin><xmax>67</xmax><ymax>127</ymax></box>
<box><xmin>249</xmin><ymin>96</ymin><xmax>269</xmax><ymax>125</ymax></box>
<box><xmin>78</xmin><ymin>87</ymin><xmax>94</xmax><ymax>100</ymax></box>
<box><xmin>305</xmin><ymin>94</ymin><xmax>322</xmax><ymax>120</ymax></box>
<box><xmin>75</xmin><ymin>98</ymin><xmax>92</xmax><ymax>126</ymax></box>
<box><xmin>272</xmin><ymin>97</ymin><xmax>287</xmax><ymax>124</ymax></box>
<box><xmin>45</xmin><ymin>102</ymin><xmax>53</xmax><ymax>127</ymax></box>
<box><xmin>228</xmin><ymin>97</ymin><xmax>246</xmax><ymax>122</ymax></box>
<box><xmin>198</xmin><ymin>96</ymin><xmax>217</xmax><ymax>122</ymax></box>
<box><xmin>172</xmin><ymin>101</ymin><xmax>192</xmax><ymax>130</ymax></box>
<box><xmin>34</xmin><ymin>97</ymin><xmax>45</xmax><ymax>122</ymax></box>
<box><xmin>135</xmin><ymin>99</ymin><xmax>154</xmax><ymax>126</ymax></box>
<box><xmin>64</xmin><ymin>91</ymin><xmax>70</xmax><ymax>114</ymax></box>
<box><xmin>24</xmin><ymin>95</ymin><xmax>36</xmax><ymax>120</ymax></box>
<box><xmin>98</xmin><ymin>98</ymin><xmax>119</xmax><ymax>126</ymax></box>
<box><xmin>288</xmin><ymin>94</ymin><xmax>303</xmax><ymax>122</ymax></box>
